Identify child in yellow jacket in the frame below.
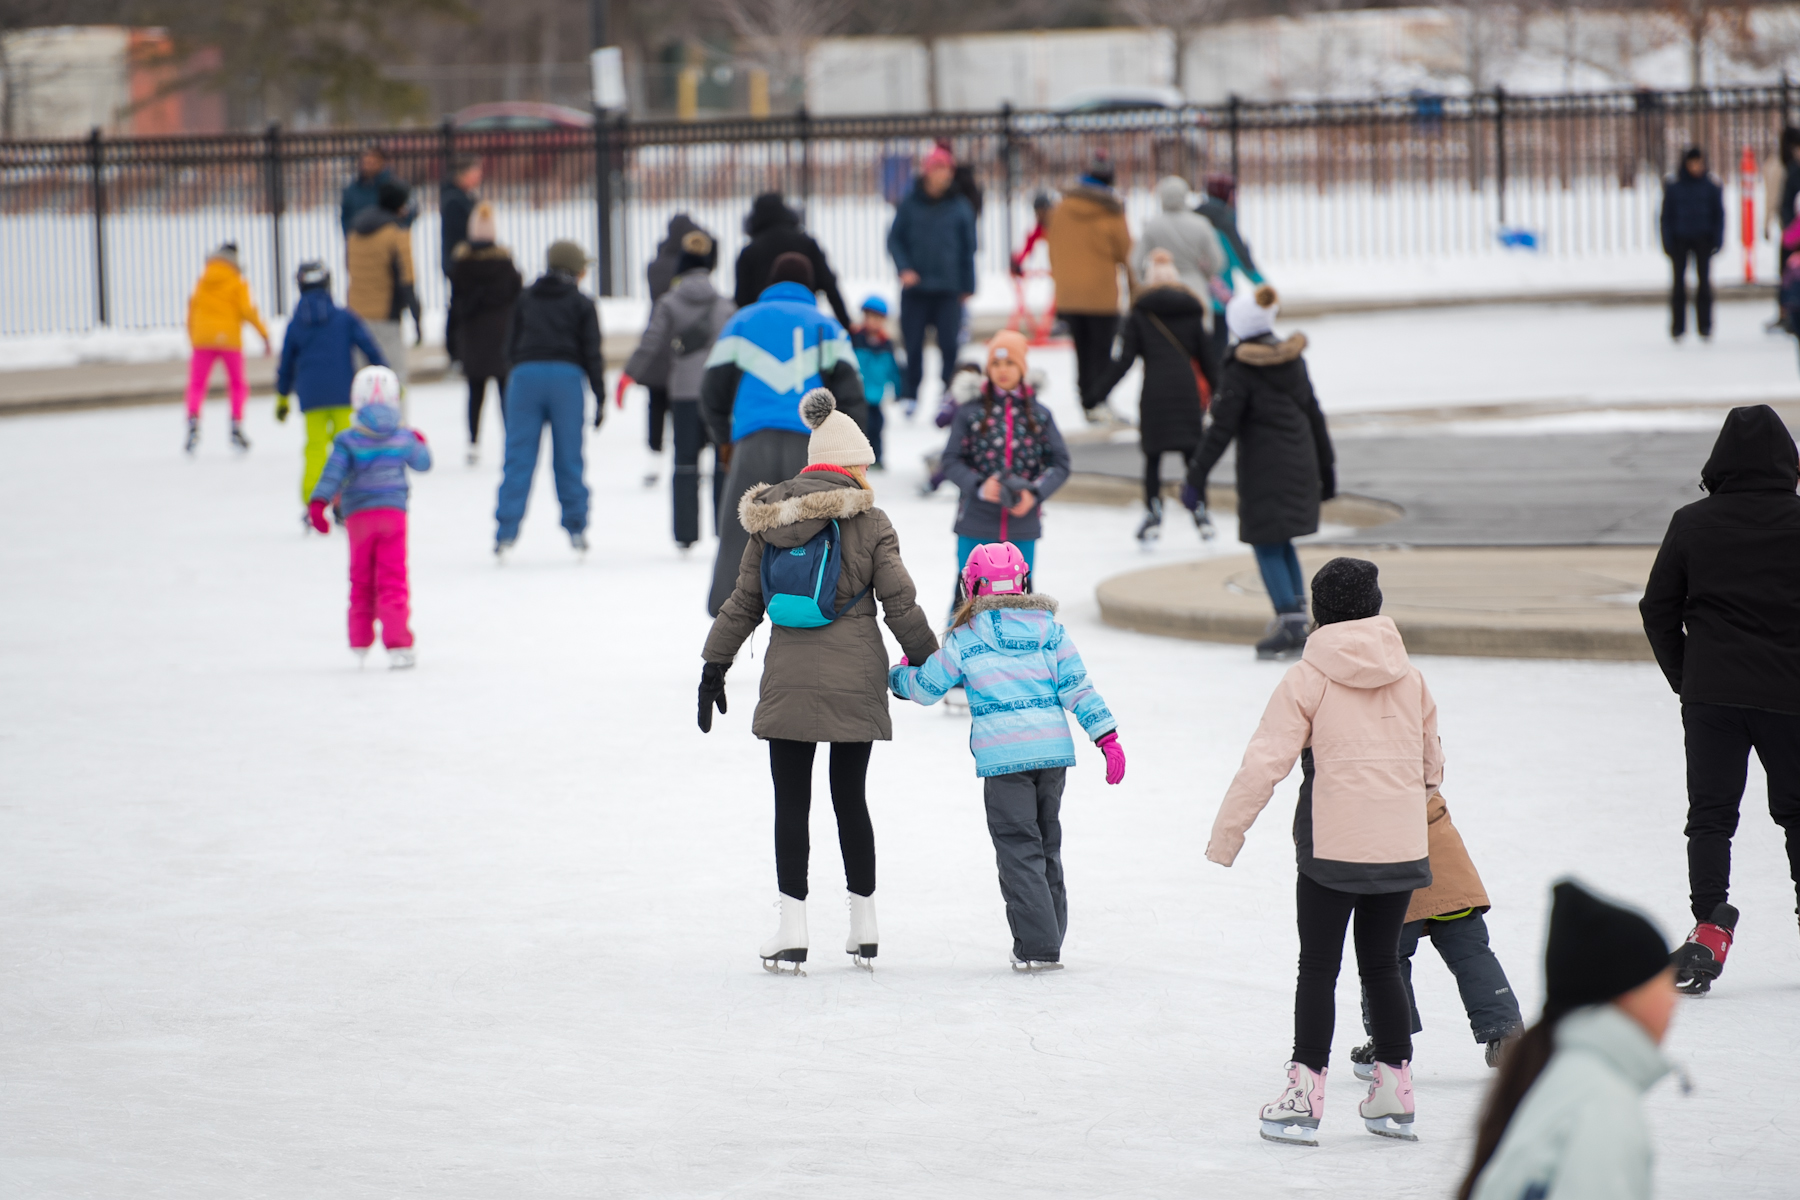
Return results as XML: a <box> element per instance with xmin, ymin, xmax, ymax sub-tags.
<box><xmin>185</xmin><ymin>242</ymin><xmax>270</xmax><ymax>453</ymax></box>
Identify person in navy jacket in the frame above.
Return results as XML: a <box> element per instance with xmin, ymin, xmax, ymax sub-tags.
<box><xmin>886</xmin><ymin>145</ymin><xmax>978</xmax><ymax>413</ymax></box>
<box><xmin>1661</xmin><ymin>146</ymin><xmax>1726</xmax><ymax>341</ymax></box>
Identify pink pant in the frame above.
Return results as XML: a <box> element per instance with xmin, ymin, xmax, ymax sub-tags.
<box><xmin>185</xmin><ymin>347</ymin><xmax>248</xmax><ymax>420</ymax></box>
<box><xmin>345</xmin><ymin>509</ymin><xmax>413</xmax><ymax>649</ymax></box>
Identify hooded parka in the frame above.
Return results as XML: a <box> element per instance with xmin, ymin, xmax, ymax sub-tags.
<box><xmin>732</xmin><ymin>194</ymin><xmax>853</xmax><ymax>329</ymax></box>
<box><xmin>1405</xmin><ymin>792</ymin><xmax>1492</xmax><ymax>923</ymax></box>
<box><xmin>1097</xmin><ymin>283</ymin><xmax>1210</xmax><ymax>455</ymax></box>
<box><xmin>1640</xmin><ymin>404</ymin><xmax>1800</xmax><ymax>715</ymax></box>
<box><xmin>1186</xmin><ymin>332</ymin><xmax>1336</xmax><ymax>545</ymax></box>
<box><xmin>626</xmin><ymin>269</ymin><xmax>736</xmax><ymax>401</ymax></box>
<box><xmin>1131</xmin><ymin>177</ymin><xmax>1226</xmax><ymax>306</ymax></box>
<box><xmin>1044</xmin><ymin>185</ymin><xmax>1133</xmax><ymax>314</ymax></box>
<box><xmin>446</xmin><ymin>242</ymin><xmax>522</xmax><ymax>379</ymax></box>
<box><xmin>704</xmin><ymin>470</ymin><xmax>939</xmax><ymax>743</ymax></box>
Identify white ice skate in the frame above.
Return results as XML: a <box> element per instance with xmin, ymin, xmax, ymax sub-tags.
<box><xmin>760</xmin><ymin>893</ymin><xmax>808</xmax><ymax>974</ymax></box>
<box><xmin>353</xmin><ymin>647</ymin><xmax>369</xmax><ymax>669</ymax></box>
<box><xmin>184</xmin><ymin>418</ymin><xmax>200</xmax><ymax>455</ymax></box>
<box><xmin>1010</xmin><ymin>955</ymin><xmax>1063</xmax><ymax>973</ymax></box>
<box><xmin>465</xmin><ymin>446</ymin><xmax>479</xmax><ymax>466</ymax></box>
<box><xmin>494</xmin><ymin>539</ymin><xmax>515</xmax><ymax>564</ymax></box>
<box><xmin>1359</xmin><ymin>1061</ymin><xmax>1418</xmax><ymax>1141</ymax></box>
<box><xmin>570</xmin><ymin>531</ymin><xmax>590</xmax><ymax>557</ymax></box>
<box><xmin>230</xmin><ymin>422</ymin><xmax>251</xmax><ymax>453</ymax></box>
<box><xmin>1260</xmin><ymin>1061</ymin><xmax>1326</xmax><ymax>1146</ymax></box>
<box><xmin>846</xmin><ymin>892</ymin><xmax>878</xmax><ymax>968</ymax></box>
<box><xmin>387</xmin><ymin>647</ymin><xmax>417</xmax><ymax>670</ymax></box>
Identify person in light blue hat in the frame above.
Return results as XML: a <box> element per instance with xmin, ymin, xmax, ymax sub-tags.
<box><xmin>851</xmin><ymin>295</ymin><xmax>903</xmax><ymax>463</ymax></box>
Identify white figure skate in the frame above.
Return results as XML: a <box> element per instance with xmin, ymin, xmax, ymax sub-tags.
<box><xmin>1260</xmin><ymin>1061</ymin><xmax>1325</xmax><ymax>1146</ymax></box>
<box><xmin>1359</xmin><ymin>1060</ymin><xmax>1418</xmax><ymax>1141</ymax></box>
<box><xmin>760</xmin><ymin>893</ymin><xmax>807</xmax><ymax>975</ymax></box>
<box><xmin>846</xmin><ymin>892</ymin><xmax>878</xmax><ymax>969</ymax></box>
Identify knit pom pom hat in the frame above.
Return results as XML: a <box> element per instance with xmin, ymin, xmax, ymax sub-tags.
<box><xmin>1227</xmin><ymin>282</ymin><xmax>1279</xmax><ymax>341</ymax></box>
<box><xmin>466</xmin><ymin>202</ymin><xmax>497</xmax><ymax>244</ymax></box>
<box><xmin>985</xmin><ymin>329</ymin><xmax>1030</xmax><ymax>375</ymax></box>
<box><xmin>799</xmin><ymin>388</ymin><xmax>874</xmax><ymax>468</ymax></box>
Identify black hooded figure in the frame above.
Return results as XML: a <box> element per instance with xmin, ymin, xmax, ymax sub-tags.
<box><xmin>1640</xmin><ymin>404</ymin><xmax>1800</xmax><ymax>990</ymax></box>
<box><xmin>732</xmin><ymin>193</ymin><xmax>853</xmax><ymax>329</ymax></box>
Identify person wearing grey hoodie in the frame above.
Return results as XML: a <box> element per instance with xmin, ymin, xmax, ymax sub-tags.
<box><xmin>1131</xmin><ymin>176</ymin><xmax>1226</xmax><ymax>320</ymax></box>
<box><xmin>1461</xmin><ymin>881</ymin><xmax>1676</xmax><ymax>1200</ymax></box>
<box><xmin>622</xmin><ymin>231</ymin><xmax>736</xmax><ymax>547</ymax></box>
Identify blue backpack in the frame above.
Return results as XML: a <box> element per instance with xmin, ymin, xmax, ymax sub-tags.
<box><xmin>761</xmin><ymin>519</ymin><xmax>872</xmax><ymax>628</ymax></box>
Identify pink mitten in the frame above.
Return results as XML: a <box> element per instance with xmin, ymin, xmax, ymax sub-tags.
<box><xmin>307</xmin><ymin>499</ymin><xmax>331</xmax><ymax>535</ymax></box>
<box><xmin>1096</xmin><ymin>732</ymin><xmax>1125</xmax><ymax>785</ymax></box>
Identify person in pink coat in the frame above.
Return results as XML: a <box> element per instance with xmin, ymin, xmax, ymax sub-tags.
<box><xmin>1206</xmin><ymin>557</ymin><xmax>1441</xmax><ymax>1147</ymax></box>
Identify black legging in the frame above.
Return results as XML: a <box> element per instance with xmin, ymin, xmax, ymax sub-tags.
<box><xmin>467</xmin><ymin>375</ymin><xmax>502</xmax><ymax>443</ymax></box>
<box><xmin>1294</xmin><ymin>872</ymin><xmax>1414</xmax><ymax>1070</ymax></box>
<box><xmin>769</xmin><ymin>739</ymin><xmax>875</xmax><ymax>900</ymax></box>
<box><xmin>1142</xmin><ymin>447</ymin><xmax>1196</xmax><ymax>510</ymax></box>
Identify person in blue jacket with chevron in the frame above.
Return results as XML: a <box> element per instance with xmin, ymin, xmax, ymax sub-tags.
<box><xmin>276</xmin><ymin>261</ymin><xmax>387</xmax><ymax>529</ymax></box>
<box><xmin>700</xmin><ymin>251</ymin><xmax>867</xmax><ymax>615</ymax></box>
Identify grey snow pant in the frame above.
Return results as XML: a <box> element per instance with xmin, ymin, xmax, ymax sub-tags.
<box><xmin>984</xmin><ymin>768</ymin><xmax>1067</xmax><ymax>962</ymax></box>
<box><xmin>707</xmin><ymin>428</ymin><xmax>811</xmax><ymax>616</ymax></box>
<box><xmin>1359</xmin><ymin>910</ymin><xmax>1524</xmax><ymax>1044</ymax></box>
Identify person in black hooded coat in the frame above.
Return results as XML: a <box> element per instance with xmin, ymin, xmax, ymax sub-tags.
<box><xmin>1096</xmin><ymin>266</ymin><xmax>1212</xmax><ymax>539</ymax></box>
<box><xmin>733</xmin><ymin>193</ymin><xmax>853</xmax><ymax>330</ymax></box>
<box><xmin>1640</xmin><ymin>404</ymin><xmax>1800</xmax><ymax>978</ymax></box>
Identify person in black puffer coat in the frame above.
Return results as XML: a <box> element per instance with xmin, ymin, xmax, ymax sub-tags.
<box><xmin>1183</xmin><ymin>284</ymin><xmax>1335</xmax><ymax>660</ymax></box>
<box><xmin>1640</xmin><ymin>405</ymin><xmax>1800</xmax><ymax>993</ymax></box>
<box><xmin>446</xmin><ymin>202</ymin><xmax>522</xmax><ymax>461</ymax></box>
<box><xmin>1661</xmin><ymin>147</ymin><xmax>1726</xmax><ymax>341</ymax></box>
<box><xmin>1096</xmin><ymin>250</ymin><xmax>1213</xmax><ymax>542</ymax></box>
<box><xmin>733</xmin><ymin>193</ymin><xmax>853</xmax><ymax>330</ymax></box>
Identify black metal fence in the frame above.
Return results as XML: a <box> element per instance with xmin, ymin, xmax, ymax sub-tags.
<box><xmin>2</xmin><ymin>84</ymin><xmax>1793</xmax><ymax>338</ymax></box>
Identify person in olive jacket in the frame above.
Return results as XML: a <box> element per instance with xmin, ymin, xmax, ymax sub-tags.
<box><xmin>1640</xmin><ymin>404</ymin><xmax>1800</xmax><ymax>995</ymax></box>
<box><xmin>446</xmin><ymin>202</ymin><xmax>521</xmax><ymax>462</ymax></box>
<box><xmin>1096</xmin><ymin>250</ymin><xmax>1212</xmax><ymax>543</ymax></box>
<box><xmin>698</xmin><ymin>388</ymin><xmax>938</xmax><ymax>973</ymax></box>
<box><xmin>1182</xmin><ymin>284</ymin><xmax>1335</xmax><ymax>660</ymax></box>
<box><xmin>1660</xmin><ymin>146</ymin><xmax>1725</xmax><ymax>341</ymax></box>
<box><xmin>493</xmin><ymin>240</ymin><xmax>606</xmax><ymax>558</ymax></box>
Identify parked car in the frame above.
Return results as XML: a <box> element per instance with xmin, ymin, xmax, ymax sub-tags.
<box><xmin>451</xmin><ymin>102</ymin><xmax>594</xmax><ymax>131</ymax></box>
<box><xmin>1052</xmin><ymin>87</ymin><xmax>1188</xmax><ymax>114</ymax></box>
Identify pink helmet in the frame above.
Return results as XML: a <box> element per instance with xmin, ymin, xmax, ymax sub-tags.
<box><xmin>962</xmin><ymin>542</ymin><xmax>1030</xmax><ymax>599</ymax></box>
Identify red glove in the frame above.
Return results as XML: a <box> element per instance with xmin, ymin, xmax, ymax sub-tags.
<box><xmin>615</xmin><ymin>373</ymin><xmax>634</xmax><ymax>410</ymax></box>
<box><xmin>1096</xmin><ymin>731</ymin><xmax>1126</xmax><ymax>786</ymax></box>
<box><xmin>414</xmin><ymin>430</ymin><xmax>427</xmax><ymax>444</ymax></box>
<box><xmin>307</xmin><ymin>500</ymin><xmax>330</xmax><ymax>534</ymax></box>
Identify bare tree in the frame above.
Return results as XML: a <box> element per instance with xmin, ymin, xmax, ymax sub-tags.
<box><xmin>709</xmin><ymin>0</ymin><xmax>856</xmax><ymax>111</ymax></box>
<box><xmin>1116</xmin><ymin>0</ymin><xmax>1232</xmax><ymax>93</ymax></box>
<box><xmin>1658</xmin><ymin>0</ymin><xmax>1787</xmax><ymax>88</ymax></box>
<box><xmin>1409</xmin><ymin>0</ymin><xmax>1528</xmax><ymax>92</ymax></box>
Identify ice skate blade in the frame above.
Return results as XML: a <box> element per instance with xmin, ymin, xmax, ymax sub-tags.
<box><xmin>761</xmin><ymin>948</ymin><xmax>807</xmax><ymax>975</ymax></box>
<box><xmin>1010</xmin><ymin>959</ymin><xmax>1063</xmax><ymax>973</ymax></box>
<box><xmin>848</xmin><ymin>945</ymin><xmax>877</xmax><ymax>970</ymax></box>
<box><xmin>1259</xmin><ymin>1120</ymin><xmax>1319</xmax><ymax>1147</ymax></box>
<box><xmin>1675</xmin><ymin>976</ymin><xmax>1714</xmax><ymax>996</ymax></box>
<box><xmin>1363</xmin><ymin>1116</ymin><xmax>1418</xmax><ymax>1141</ymax></box>
<box><xmin>1352</xmin><ymin>1062</ymin><xmax>1376</xmax><ymax>1082</ymax></box>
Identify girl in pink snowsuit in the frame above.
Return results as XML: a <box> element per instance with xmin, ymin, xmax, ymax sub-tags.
<box><xmin>308</xmin><ymin>367</ymin><xmax>431</xmax><ymax>667</ymax></box>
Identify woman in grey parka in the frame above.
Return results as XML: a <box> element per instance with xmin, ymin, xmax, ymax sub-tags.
<box><xmin>621</xmin><ymin>231</ymin><xmax>735</xmax><ymax>547</ymax></box>
<box><xmin>1461</xmin><ymin>881</ymin><xmax>1678</xmax><ymax>1200</ymax></box>
<box><xmin>698</xmin><ymin>389</ymin><xmax>939</xmax><ymax>973</ymax></box>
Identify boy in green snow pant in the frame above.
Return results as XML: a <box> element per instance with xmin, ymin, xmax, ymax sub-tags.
<box><xmin>303</xmin><ymin>407</ymin><xmax>354</xmax><ymax>502</ymax></box>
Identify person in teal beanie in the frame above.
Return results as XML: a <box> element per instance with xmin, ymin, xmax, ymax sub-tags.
<box><xmin>851</xmin><ymin>296</ymin><xmax>903</xmax><ymax>466</ymax></box>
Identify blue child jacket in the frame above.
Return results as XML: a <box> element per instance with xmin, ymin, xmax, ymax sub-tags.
<box><xmin>277</xmin><ymin>289</ymin><xmax>387</xmax><ymax>412</ymax></box>
<box><xmin>309</xmin><ymin>401</ymin><xmax>432</xmax><ymax>516</ymax></box>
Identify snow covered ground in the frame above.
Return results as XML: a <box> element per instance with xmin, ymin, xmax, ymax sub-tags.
<box><xmin>3</xmin><ymin>353</ymin><xmax>1798</xmax><ymax>1197</ymax></box>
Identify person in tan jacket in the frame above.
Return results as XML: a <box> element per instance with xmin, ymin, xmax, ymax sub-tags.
<box><xmin>698</xmin><ymin>389</ymin><xmax>939</xmax><ymax>974</ymax></box>
<box><xmin>345</xmin><ymin>179</ymin><xmax>419</xmax><ymax>387</ymax></box>
<box><xmin>1347</xmin><ymin>790</ymin><xmax>1525</xmax><ymax>1077</ymax></box>
<box><xmin>1207</xmin><ymin>557</ymin><xmax>1440</xmax><ymax>1146</ymax></box>
<box><xmin>1044</xmin><ymin>154</ymin><xmax>1132</xmax><ymax>421</ymax></box>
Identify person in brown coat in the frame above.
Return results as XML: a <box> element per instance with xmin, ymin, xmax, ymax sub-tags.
<box><xmin>1044</xmin><ymin>154</ymin><xmax>1133</xmax><ymax>421</ymax></box>
<box><xmin>1350</xmin><ymin>791</ymin><xmax>1526</xmax><ymax>1074</ymax></box>
<box><xmin>345</xmin><ymin>179</ymin><xmax>419</xmax><ymax>388</ymax></box>
<box><xmin>698</xmin><ymin>388</ymin><xmax>939</xmax><ymax>974</ymax></box>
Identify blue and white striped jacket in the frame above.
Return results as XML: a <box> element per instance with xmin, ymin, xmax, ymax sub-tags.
<box><xmin>890</xmin><ymin>595</ymin><xmax>1115</xmax><ymax>777</ymax></box>
<box><xmin>309</xmin><ymin>401</ymin><xmax>432</xmax><ymax>516</ymax></box>
<box><xmin>703</xmin><ymin>281</ymin><xmax>855</xmax><ymax>441</ymax></box>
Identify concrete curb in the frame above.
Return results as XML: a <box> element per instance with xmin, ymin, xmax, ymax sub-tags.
<box><xmin>1096</xmin><ymin>547</ymin><xmax>1658</xmax><ymax>662</ymax></box>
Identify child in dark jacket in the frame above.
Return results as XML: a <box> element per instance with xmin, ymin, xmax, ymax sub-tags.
<box><xmin>891</xmin><ymin>542</ymin><xmax>1124</xmax><ymax>969</ymax></box>
<box><xmin>940</xmin><ymin>331</ymin><xmax>1071</xmax><ymax>608</ymax></box>
<box><xmin>277</xmin><ymin>261</ymin><xmax>387</xmax><ymax>523</ymax></box>
<box><xmin>308</xmin><ymin>366</ymin><xmax>433</xmax><ymax>668</ymax></box>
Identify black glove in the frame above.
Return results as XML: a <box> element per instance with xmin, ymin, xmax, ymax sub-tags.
<box><xmin>698</xmin><ymin>661</ymin><xmax>729</xmax><ymax>732</ymax></box>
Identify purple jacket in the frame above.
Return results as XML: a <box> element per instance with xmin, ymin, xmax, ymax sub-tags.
<box><xmin>309</xmin><ymin>401</ymin><xmax>432</xmax><ymax>515</ymax></box>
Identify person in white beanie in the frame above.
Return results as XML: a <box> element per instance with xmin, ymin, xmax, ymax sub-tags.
<box><xmin>697</xmin><ymin>388</ymin><xmax>940</xmax><ymax>974</ymax></box>
<box><xmin>1182</xmin><ymin>284</ymin><xmax>1338</xmax><ymax>660</ymax></box>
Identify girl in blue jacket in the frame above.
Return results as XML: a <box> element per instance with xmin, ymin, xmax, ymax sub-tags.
<box><xmin>890</xmin><ymin>542</ymin><xmax>1124</xmax><ymax>969</ymax></box>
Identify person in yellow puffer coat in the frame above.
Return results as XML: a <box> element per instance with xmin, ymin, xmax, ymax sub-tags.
<box><xmin>184</xmin><ymin>242</ymin><xmax>271</xmax><ymax>453</ymax></box>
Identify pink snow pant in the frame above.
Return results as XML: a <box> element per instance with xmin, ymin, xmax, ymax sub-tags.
<box><xmin>345</xmin><ymin>508</ymin><xmax>413</xmax><ymax>649</ymax></box>
<box><xmin>185</xmin><ymin>348</ymin><xmax>248</xmax><ymax>420</ymax></box>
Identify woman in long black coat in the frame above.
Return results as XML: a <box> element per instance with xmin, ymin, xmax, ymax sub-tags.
<box><xmin>1097</xmin><ymin>253</ymin><xmax>1212</xmax><ymax>541</ymax></box>
<box><xmin>446</xmin><ymin>202</ymin><xmax>523</xmax><ymax>464</ymax></box>
<box><xmin>1184</xmin><ymin>284</ymin><xmax>1335</xmax><ymax>659</ymax></box>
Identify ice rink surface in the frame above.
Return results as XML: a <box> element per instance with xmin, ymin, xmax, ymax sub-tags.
<box><xmin>4</xmin><ymin>305</ymin><xmax>1800</xmax><ymax>1197</ymax></box>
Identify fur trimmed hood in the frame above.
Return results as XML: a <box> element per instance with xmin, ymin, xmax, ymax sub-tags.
<box><xmin>971</xmin><ymin>593</ymin><xmax>1057</xmax><ymax>615</ymax></box>
<box><xmin>738</xmin><ymin>473</ymin><xmax>875</xmax><ymax>544</ymax></box>
<box><xmin>1233</xmin><ymin>331</ymin><xmax>1308</xmax><ymax>366</ymax></box>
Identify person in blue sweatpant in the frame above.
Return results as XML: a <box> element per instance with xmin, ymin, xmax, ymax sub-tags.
<box><xmin>492</xmin><ymin>239</ymin><xmax>606</xmax><ymax>557</ymax></box>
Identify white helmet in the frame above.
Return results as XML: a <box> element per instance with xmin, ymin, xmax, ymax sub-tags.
<box><xmin>350</xmin><ymin>365</ymin><xmax>401</xmax><ymax>410</ymax></box>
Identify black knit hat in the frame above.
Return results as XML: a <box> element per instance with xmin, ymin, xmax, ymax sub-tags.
<box><xmin>1544</xmin><ymin>880</ymin><xmax>1670</xmax><ymax>1011</ymax></box>
<box><xmin>1310</xmin><ymin>557</ymin><xmax>1383</xmax><ymax>625</ymax></box>
<box><xmin>768</xmin><ymin>251</ymin><xmax>814</xmax><ymax>290</ymax></box>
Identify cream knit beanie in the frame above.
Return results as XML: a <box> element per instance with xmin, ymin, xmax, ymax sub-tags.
<box><xmin>799</xmin><ymin>388</ymin><xmax>874</xmax><ymax>467</ymax></box>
